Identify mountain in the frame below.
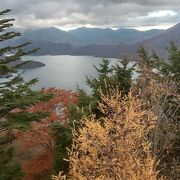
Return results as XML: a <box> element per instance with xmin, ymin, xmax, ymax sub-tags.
<box><xmin>16</xmin><ymin>27</ymin><xmax>162</xmax><ymax>46</ymax></box>
<box><xmin>24</xmin><ymin>40</ymin><xmax>77</xmax><ymax>55</ymax></box>
<box><xmin>126</xmin><ymin>23</ymin><xmax>180</xmax><ymax>58</ymax></box>
<box><xmin>73</xmin><ymin>43</ymin><xmax>128</xmax><ymax>58</ymax></box>
<box><xmin>6</xmin><ymin>23</ymin><xmax>180</xmax><ymax>59</ymax></box>
<box><xmin>70</xmin><ymin>23</ymin><xmax>180</xmax><ymax>59</ymax></box>
<box><xmin>20</xmin><ymin>27</ymin><xmax>77</xmax><ymax>45</ymax></box>
<box><xmin>71</xmin><ymin>23</ymin><xmax>180</xmax><ymax>59</ymax></box>
<box><xmin>69</xmin><ymin>27</ymin><xmax>162</xmax><ymax>44</ymax></box>
<box><xmin>69</xmin><ymin>28</ymin><xmax>115</xmax><ymax>44</ymax></box>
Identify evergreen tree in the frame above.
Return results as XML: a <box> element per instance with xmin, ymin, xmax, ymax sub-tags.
<box><xmin>113</xmin><ymin>57</ymin><xmax>134</xmax><ymax>95</ymax></box>
<box><xmin>0</xmin><ymin>134</ymin><xmax>24</xmax><ymax>179</ymax></box>
<box><xmin>137</xmin><ymin>46</ymin><xmax>158</xmax><ymax>72</ymax></box>
<box><xmin>52</xmin><ymin>123</ymin><xmax>72</xmax><ymax>175</ymax></box>
<box><xmin>162</xmin><ymin>42</ymin><xmax>180</xmax><ymax>91</ymax></box>
<box><xmin>86</xmin><ymin>59</ymin><xmax>113</xmax><ymax>100</ymax></box>
<box><xmin>86</xmin><ymin>58</ymin><xmax>134</xmax><ymax>116</ymax></box>
<box><xmin>0</xmin><ymin>9</ymin><xmax>51</xmax><ymax>179</ymax></box>
<box><xmin>167</xmin><ymin>42</ymin><xmax>180</xmax><ymax>80</ymax></box>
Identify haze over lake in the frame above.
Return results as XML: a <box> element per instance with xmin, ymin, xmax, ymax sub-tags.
<box><xmin>22</xmin><ymin>55</ymin><xmax>135</xmax><ymax>92</ymax></box>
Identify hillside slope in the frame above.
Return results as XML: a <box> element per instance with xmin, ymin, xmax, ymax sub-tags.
<box><xmin>127</xmin><ymin>23</ymin><xmax>180</xmax><ymax>58</ymax></box>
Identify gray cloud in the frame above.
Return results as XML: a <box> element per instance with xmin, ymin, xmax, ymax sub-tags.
<box><xmin>1</xmin><ymin>0</ymin><xmax>180</xmax><ymax>29</ymax></box>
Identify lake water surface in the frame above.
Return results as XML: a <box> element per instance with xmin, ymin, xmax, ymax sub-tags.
<box><xmin>22</xmin><ymin>55</ymin><xmax>134</xmax><ymax>92</ymax></box>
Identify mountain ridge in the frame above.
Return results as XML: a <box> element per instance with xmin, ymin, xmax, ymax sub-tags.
<box><xmin>10</xmin><ymin>23</ymin><xmax>180</xmax><ymax>59</ymax></box>
<box><xmin>21</xmin><ymin>26</ymin><xmax>163</xmax><ymax>45</ymax></box>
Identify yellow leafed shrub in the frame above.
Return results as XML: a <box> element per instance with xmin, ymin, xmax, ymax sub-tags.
<box><xmin>54</xmin><ymin>92</ymin><xmax>158</xmax><ymax>180</ymax></box>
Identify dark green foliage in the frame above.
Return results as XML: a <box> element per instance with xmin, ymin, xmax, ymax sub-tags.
<box><xmin>0</xmin><ymin>9</ymin><xmax>52</xmax><ymax>125</ymax></box>
<box><xmin>87</xmin><ymin>58</ymin><xmax>133</xmax><ymax>99</ymax></box>
<box><xmin>52</xmin><ymin>123</ymin><xmax>72</xmax><ymax>175</ymax></box>
<box><xmin>0</xmin><ymin>76</ymin><xmax>52</xmax><ymax>118</ymax></box>
<box><xmin>76</xmin><ymin>87</ymin><xmax>92</xmax><ymax>109</ymax></box>
<box><xmin>86</xmin><ymin>58</ymin><xmax>134</xmax><ymax>116</ymax></box>
<box><xmin>0</xmin><ymin>135</ymin><xmax>24</xmax><ymax>180</ymax></box>
<box><xmin>0</xmin><ymin>10</ymin><xmax>38</xmax><ymax>77</ymax></box>
<box><xmin>86</xmin><ymin>59</ymin><xmax>113</xmax><ymax>100</ymax></box>
<box><xmin>162</xmin><ymin>42</ymin><xmax>180</xmax><ymax>91</ymax></box>
<box><xmin>3</xmin><ymin>112</ymin><xmax>49</xmax><ymax>131</ymax></box>
<box><xmin>113</xmin><ymin>57</ymin><xmax>134</xmax><ymax>95</ymax></box>
<box><xmin>168</xmin><ymin>42</ymin><xmax>180</xmax><ymax>79</ymax></box>
<box><xmin>74</xmin><ymin>87</ymin><xmax>96</xmax><ymax>118</ymax></box>
<box><xmin>137</xmin><ymin>46</ymin><xmax>158</xmax><ymax>71</ymax></box>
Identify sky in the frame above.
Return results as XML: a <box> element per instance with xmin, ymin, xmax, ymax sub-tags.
<box><xmin>1</xmin><ymin>0</ymin><xmax>180</xmax><ymax>31</ymax></box>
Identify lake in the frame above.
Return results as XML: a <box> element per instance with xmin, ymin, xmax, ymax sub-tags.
<box><xmin>21</xmin><ymin>55</ymin><xmax>135</xmax><ymax>92</ymax></box>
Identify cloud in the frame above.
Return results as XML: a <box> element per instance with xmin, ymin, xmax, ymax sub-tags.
<box><xmin>1</xmin><ymin>0</ymin><xmax>180</xmax><ymax>29</ymax></box>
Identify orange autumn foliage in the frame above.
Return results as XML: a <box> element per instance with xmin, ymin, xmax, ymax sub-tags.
<box><xmin>14</xmin><ymin>88</ymin><xmax>78</xmax><ymax>180</ymax></box>
<box><xmin>22</xmin><ymin>151</ymin><xmax>53</xmax><ymax>180</ymax></box>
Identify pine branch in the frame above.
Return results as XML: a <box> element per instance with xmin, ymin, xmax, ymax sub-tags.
<box><xmin>0</xmin><ymin>43</ymin><xmax>31</xmax><ymax>56</ymax></box>
<box><xmin>0</xmin><ymin>32</ymin><xmax>20</xmax><ymax>42</ymax></box>
<box><xmin>0</xmin><ymin>9</ymin><xmax>11</xmax><ymax>15</ymax></box>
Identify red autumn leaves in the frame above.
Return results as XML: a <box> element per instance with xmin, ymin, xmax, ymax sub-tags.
<box><xmin>13</xmin><ymin>88</ymin><xmax>78</xmax><ymax>179</ymax></box>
